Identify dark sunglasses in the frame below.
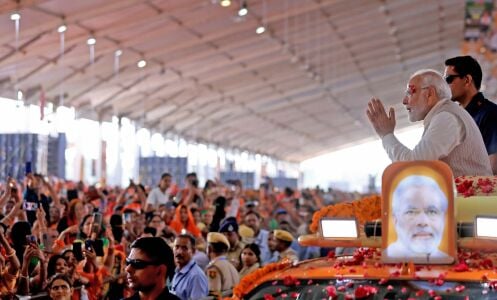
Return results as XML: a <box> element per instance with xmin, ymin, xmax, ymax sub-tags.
<box><xmin>445</xmin><ymin>74</ymin><xmax>465</xmax><ymax>84</ymax></box>
<box><xmin>125</xmin><ymin>259</ymin><xmax>160</xmax><ymax>269</ymax></box>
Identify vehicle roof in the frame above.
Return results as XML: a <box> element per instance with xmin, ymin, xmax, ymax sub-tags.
<box><xmin>237</xmin><ymin>250</ymin><xmax>497</xmax><ymax>298</ymax></box>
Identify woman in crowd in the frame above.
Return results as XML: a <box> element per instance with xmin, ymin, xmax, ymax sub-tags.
<box><xmin>239</xmin><ymin>243</ymin><xmax>261</xmax><ymax>279</ymax></box>
<box><xmin>47</xmin><ymin>273</ymin><xmax>74</xmax><ymax>300</ymax></box>
<box><xmin>146</xmin><ymin>213</ymin><xmax>164</xmax><ymax>234</ymax></box>
<box><xmin>57</xmin><ymin>199</ymin><xmax>87</xmax><ymax>236</ymax></box>
<box><xmin>210</xmin><ymin>196</ymin><xmax>227</xmax><ymax>232</ymax></box>
<box><xmin>169</xmin><ymin>204</ymin><xmax>201</xmax><ymax>237</ymax></box>
<box><xmin>47</xmin><ymin>254</ymin><xmax>69</xmax><ymax>278</ymax></box>
<box><xmin>0</xmin><ymin>226</ymin><xmax>20</xmax><ymax>298</ymax></box>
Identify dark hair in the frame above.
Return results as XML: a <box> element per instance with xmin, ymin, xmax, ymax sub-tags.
<box><xmin>10</xmin><ymin>221</ymin><xmax>32</xmax><ymax>265</ymax></box>
<box><xmin>47</xmin><ymin>254</ymin><xmax>67</xmax><ymax>278</ymax></box>
<box><xmin>143</xmin><ymin>226</ymin><xmax>157</xmax><ymax>237</ymax></box>
<box><xmin>204</xmin><ymin>179</ymin><xmax>215</xmax><ymax>190</ymax></box>
<box><xmin>47</xmin><ymin>273</ymin><xmax>73</xmax><ymax>290</ymax></box>
<box><xmin>244</xmin><ymin>210</ymin><xmax>261</xmax><ymax>220</ymax></box>
<box><xmin>146</xmin><ymin>213</ymin><xmax>161</xmax><ymax>224</ymax></box>
<box><xmin>186</xmin><ymin>172</ymin><xmax>197</xmax><ymax>179</ymax></box>
<box><xmin>284</xmin><ymin>187</ymin><xmax>294</xmax><ymax>197</ymax></box>
<box><xmin>160</xmin><ymin>228</ymin><xmax>177</xmax><ymax>241</ymax></box>
<box><xmin>129</xmin><ymin>237</ymin><xmax>175</xmax><ymax>280</ymax></box>
<box><xmin>161</xmin><ymin>173</ymin><xmax>172</xmax><ymax>179</ymax></box>
<box><xmin>110</xmin><ymin>214</ymin><xmax>124</xmax><ymax>242</ymax></box>
<box><xmin>110</xmin><ymin>214</ymin><xmax>123</xmax><ymax>227</ymax></box>
<box><xmin>78</xmin><ymin>214</ymin><xmax>92</xmax><ymax>239</ymax></box>
<box><xmin>61</xmin><ymin>248</ymin><xmax>74</xmax><ymax>258</ymax></box>
<box><xmin>210</xmin><ymin>196</ymin><xmax>227</xmax><ymax>232</ymax></box>
<box><xmin>209</xmin><ymin>242</ymin><xmax>229</xmax><ymax>254</ymax></box>
<box><xmin>241</xmin><ymin>243</ymin><xmax>261</xmax><ymax>264</ymax></box>
<box><xmin>176</xmin><ymin>233</ymin><xmax>196</xmax><ymax>249</ymax></box>
<box><xmin>190</xmin><ymin>207</ymin><xmax>199</xmax><ymax>215</ymax></box>
<box><xmin>445</xmin><ymin>56</ymin><xmax>482</xmax><ymax>90</ymax></box>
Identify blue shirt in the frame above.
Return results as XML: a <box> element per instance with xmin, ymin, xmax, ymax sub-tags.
<box><xmin>170</xmin><ymin>260</ymin><xmax>208</xmax><ymax>300</ymax></box>
<box><xmin>466</xmin><ymin>92</ymin><xmax>497</xmax><ymax>155</ymax></box>
<box><xmin>254</xmin><ymin>229</ymin><xmax>271</xmax><ymax>264</ymax></box>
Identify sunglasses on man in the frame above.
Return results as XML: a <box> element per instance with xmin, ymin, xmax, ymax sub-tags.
<box><xmin>445</xmin><ymin>74</ymin><xmax>465</xmax><ymax>84</ymax></box>
<box><xmin>125</xmin><ymin>258</ymin><xmax>160</xmax><ymax>269</ymax></box>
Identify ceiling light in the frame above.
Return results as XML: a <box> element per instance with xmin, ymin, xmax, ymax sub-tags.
<box><xmin>10</xmin><ymin>13</ymin><xmax>21</xmax><ymax>21</ymax></box>
<box><xmin>137</xmin><ymin>59</ymin><xmax>147</xmax><ymax>68</ymax></box>
<box><xmin>220</xmin><ymin>0</ymin><xmax>231</xmax><ymax>7</ymax></box>
<box><xmin>238</xmin><ymin>2</ymin><xmax>248</xmax><ymax>16</ymax></box>
<box><xmin>115</xmin><ymin>49</ymin><xmax>123</xmax><ymax>57</ymax></box>
<box><xmin>57</xmin><ymin>24</ymin><xmax>67</xmax><ymax>33</ymax></box>
<box><xmin>256</xmin><ymin>26</ymin><xmax>266</xmax><ymax>34</ymax></box>
<box><xmin>17</xmin><ymin>90</ymin><xmax>23</xmax><ymax>101</ymax></box>
<box><xmin>87</xmin><ymin>37</ymin><xmax>96</xmax><ymax>45</ymax></box>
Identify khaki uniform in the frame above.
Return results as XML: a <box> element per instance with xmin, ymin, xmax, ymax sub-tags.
<box><xmin>206</xmin><ymin>255</ymin><xmax>240</xmax><ymax>296</ymax></box>
<box><xmin>226</xmin><ymin>241</ymin><xmax>245</xmax><ymax>269</ymax></box>
<box><xmin>279</xmin><ymin>247</ymin><xmax>298</xmax><ymax>263</ymax></box>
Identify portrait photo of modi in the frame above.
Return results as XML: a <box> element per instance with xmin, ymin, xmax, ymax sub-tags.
<box><xmin>382</xmin><ymin>161</ymin><xmax>456</xmax><ymax>264</ymax></box>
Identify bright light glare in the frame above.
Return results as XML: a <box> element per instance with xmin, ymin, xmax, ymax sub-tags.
<box><xmin>476</xmin><ymin>217</ymin><xmax>497</xmax><ymax>238</ymax></box>
<box><xmin>137</xmin><ymin>60</ymin><xmax>147</xmax><ymax>68</ymax></box>
<box><xmin>238</xmin><ymin>7</ymin><xmax>248</xmax><ymax>16</ymax></box>
<box><xmin>321</xmin><ymin>219</ymin><xmax>358</xmax><ymax>238</ymax></box>
<box><xmin>220</xmin><ymin>0</ymin><xmax>231</xmax><ymax>7</ymax></box>
<box><xmin>57</xmin><ymin>25</ymin><xmax>67</xmax><ymax>33</ymax></box>
<box><xmin>115</xmin><ymin>49</ymin><xmax>123</xmax><ymax>57</ymax></box>
<box><xmin>10</xmin><ymin>13</ymin><xmax>20</xmax><ymax>21</ymax></box>
<box><xmin>87</xmin><ymin>37</ymin><xmax>96</xmax><ymax>45</ymax></box>
<box><xmin>17</xmin><ymin>90</ymin><xmax>23</xmax><ymax>100</ymax></box>
<box><xmin>256</xmin><ymin>26</ymin><xmax>266</xmax><ymax>34</ymax></box>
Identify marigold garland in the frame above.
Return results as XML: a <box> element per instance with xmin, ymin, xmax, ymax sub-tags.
<box><xmin>309</xmin><ymin>195</ymin><xmax>382</xmax><ymax>233</ymax></box>
<box><xmin>225</xmin><ymin>260</ymin><xmax>292</xmax><ymax>300</ymax></box>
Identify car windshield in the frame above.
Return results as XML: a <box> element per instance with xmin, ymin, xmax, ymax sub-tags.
<box><xmin>244</xmin><ymin>278</ymin><xmax>497</xmax><ymax>299</ymax></box>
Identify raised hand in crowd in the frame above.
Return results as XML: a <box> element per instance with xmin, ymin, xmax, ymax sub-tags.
<box><xmin>0</xmin><ymin>225</ymin><xmax>20</xmax><ymax>278</ymax></box>
<box><xmin>18</xmin><ymin>242</ymin><xmax>47</xmax><ymax>295</ymax></box>
<box><xmin>1</xmin><ymin>178</ymin><xmax>26</xmax><ymax>226</ymax></box>
<box><xmin>40</xmin><ymin>175</ymin><xmax>63</xmax><ymax>212</ymax></box>
<box><xmin>0</xmin><ymin>178</ymin><xmax>13</xmax><ymax>208</ymax></box>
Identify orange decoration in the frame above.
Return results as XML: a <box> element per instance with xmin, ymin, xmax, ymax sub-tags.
<box><xmin>309</xmin><ymin>195</ymin><xmax>382</xmax><ymax>233</ymax></box>
<box><xmin>226</xmin><ymin>260</ymin><xmax>293</xmax><ymax>300</ymax></box>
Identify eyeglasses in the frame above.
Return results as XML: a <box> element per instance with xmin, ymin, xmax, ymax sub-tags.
<box><xmin>444</xmin><ymin>74</ymin><xmax>465</xmax><ymax>84</ymax></box>
<box><xmin>125</xmin><ymin>258</ymin><xmax>160</xmax><ymax>269</ymax></box>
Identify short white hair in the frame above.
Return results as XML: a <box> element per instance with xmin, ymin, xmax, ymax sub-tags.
<box><xmin>392</xmin><ymin>175</ymin><xmax>448</xmax><ymax>216</ymax></box>
<box><xmin>409</xmin><ymin>69</ymin><xmax>452</xmax><ymax>100</ymax></box>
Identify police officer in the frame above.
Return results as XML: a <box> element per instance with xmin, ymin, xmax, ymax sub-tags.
<box><xmin>205</xmin><ymin>232</ymin><xmax>240</xmax><ymax>298</ymax></box>
<box><xmin>219</xmin><ymin>217</ymin><xmax>244</xmax><ymax>269</ymax></box>
<box><xmin>273</xmin><ymin>229</ymin><xmax>298</xmax><ymax>263</ymax></box>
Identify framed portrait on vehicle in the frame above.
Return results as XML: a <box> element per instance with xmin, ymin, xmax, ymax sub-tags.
<box><xmin>381</xmin><ymin>161</ymin><xmax>456</xmax><ymax>264</ymax></box>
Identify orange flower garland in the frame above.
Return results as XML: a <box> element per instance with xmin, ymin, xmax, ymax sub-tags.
<box><xmin>309</xmin><ymin>195</ymin><xmax>382</xmax><ymax>233</ymax></box>
<box><xmin>226</xmin><ymin>260</ymin><xmax>293</xmax><ymax>300</ymax></box>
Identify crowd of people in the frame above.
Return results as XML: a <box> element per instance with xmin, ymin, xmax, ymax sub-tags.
<box><xmin>0</xmin><ymin>170</ymin><xmax>346</xmax><ymax>300</ymax></box>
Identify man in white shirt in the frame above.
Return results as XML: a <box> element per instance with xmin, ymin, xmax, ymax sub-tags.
<box><xmin>146</xmin><ymin>173</ymin><xmax>172</xmax><ymax>212</ymax></box>
<box><xmin>366</xmin><ymin>69</ymin><xmax>492</xmax><ymax>176</ymax></box>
